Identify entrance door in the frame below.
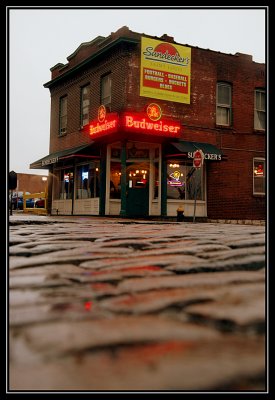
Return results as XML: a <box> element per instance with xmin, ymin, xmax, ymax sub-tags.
<box><xmin>126</xmin><ymin>162</ymin><xmax>149</xmax><ymax>217</ymax></box>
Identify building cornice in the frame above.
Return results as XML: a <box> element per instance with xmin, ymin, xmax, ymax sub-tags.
<box><xmin>44</xmin><ymin>37</ymin><xmax>140</xmax><ymax>89</ymax></box>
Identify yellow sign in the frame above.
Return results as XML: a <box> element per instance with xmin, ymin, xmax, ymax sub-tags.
<box><xmin>140</xmin><ymin>37</ymin><xmax>191</xmax><ymax>104</ymax></box>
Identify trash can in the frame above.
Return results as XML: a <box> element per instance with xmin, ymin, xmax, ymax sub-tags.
<box><xmin>177</xmin><ymin>204</ymin><xmax>184</xmax><ymax>222</ymax></box>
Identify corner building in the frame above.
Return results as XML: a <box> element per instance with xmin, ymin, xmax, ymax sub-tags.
<box><xmin>31</xmin><ymin>26</ymin><xmax>266</xmax><ymax>220</ymax></box>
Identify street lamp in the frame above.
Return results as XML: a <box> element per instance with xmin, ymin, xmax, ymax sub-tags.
<box><xmin>42</xmin><ymin>176</ymin><xmax>47</xmax><ymax>190</ymax></box>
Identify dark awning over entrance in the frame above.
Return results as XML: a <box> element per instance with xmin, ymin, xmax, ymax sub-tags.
<box><xmin>30</xmin><ymin>143</ymin><xmax>97</xmax><ymax>169</ymax></box>
<box><xmin>166</xmin><ymin>140</ymin><xmax>224</xmax><ymax>161</ymax></box>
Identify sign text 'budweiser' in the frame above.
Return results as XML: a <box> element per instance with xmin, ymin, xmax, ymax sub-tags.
<box><xmin>87</xmin><ymin>106</ymin><xmax>182</xmax><ymax>139</ymax></box>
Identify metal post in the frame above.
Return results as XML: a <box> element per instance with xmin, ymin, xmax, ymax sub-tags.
<box><xmin>193</xmin><ymin>181</ymin><xmax>197</xmax><ymax>223</ymax></box>
<box><xmin>10</xmin><ymin>191</ymin><xmax>13</xmax><ymax>216</ymax></box>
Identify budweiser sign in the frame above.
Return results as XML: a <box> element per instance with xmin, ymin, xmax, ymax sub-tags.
<box><xmin>85</xmin><ymin>106</ymin><xmax>182</xmax><ymax>139</ymax></box>
<box><xmin>122</xmin><ymin>112</ymin><xmax>181</xmax><ymax>137</ymax></box>
<box><xmin>88</xmin><ymin>107</ymin><xmax>119</xmax><ymax>138</ymax></box>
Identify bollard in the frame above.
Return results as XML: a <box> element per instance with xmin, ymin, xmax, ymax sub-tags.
<box><xmin>177</xmin><ymin>204</ymin><xmax>184</xmax><ymax>222</ymax></box>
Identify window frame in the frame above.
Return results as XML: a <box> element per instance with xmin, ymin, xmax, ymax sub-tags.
<box><xmin>59</xmin><ymin>95</ymin><xmax>68</xmax><ymax>136</ymax></box>
<box><xmin>166</xmin><ymin>160</ymin><xmax>205</xmax><ymax>201</ymax></box>
<box><xmin>80</xmin><ymin>84</ymin><xmax>90</xmax><ymax>128</ymax></box>
<box><xmin>100</xmin><ymin>73</ymin><xmax>112</xmax><ymax>109</ymax></box>
<box><xmin>216</xmin><ymin>82</ymin><xmax>232</xmax><ymax>126</ymax></box>
<box><xmin>253</xmin><ymin>157</ymin><xmax>265</xmax><ymax>196</ymax></box>
<box><xmin>254</xmin><ymin>89</ymin><xmax>266</xmax><ymax>131</ymax></box>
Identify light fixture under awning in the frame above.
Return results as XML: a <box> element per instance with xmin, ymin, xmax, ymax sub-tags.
<box><xmin>30</xmin><ymin>143</ymin><xmax>97</xmax><ymax>169</ymax></box>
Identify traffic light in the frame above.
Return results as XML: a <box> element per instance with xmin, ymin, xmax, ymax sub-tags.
<box><xmin>9</xmin><ymin>171</ymin><xmax>17</xmax><ymax>190</ymax></box>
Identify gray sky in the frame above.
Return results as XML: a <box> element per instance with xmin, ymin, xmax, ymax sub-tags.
<box><xmin>8</xmin><ymin>7</ymin><xmax>267</xmax><ymax>176</ymax></box>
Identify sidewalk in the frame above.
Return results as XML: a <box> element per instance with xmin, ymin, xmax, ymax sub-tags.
<box><xmin>8</xmin><ymin>215</ymin><xmax>266</xmax><ymax>392</ymax></box>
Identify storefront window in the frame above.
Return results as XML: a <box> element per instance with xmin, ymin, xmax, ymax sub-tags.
<box><xmin>110</xmin><ymin>162</ymin><xmax>121</xmax><ymax>199</ymax></box>
<box><xmin>167</xmin><ymin>161</ymin><xmax>186</xmax><ymax>200</ymax></box>
<box><xmin>75</xmin><ymin>162</ymin><xmax>100</xmax><ymax>199</ymax></box>
<box><xmin>55</xmin><ymin>168</ymin><xmax>74</xmax><ymax>199</ymax></box>
<box><xmin>186</xmin><ymin>166</ymin><xmax>203</xmax><ymax>200</ymax></box>
<box><xmin>166</xmin><ymin>161</ymin><xmax>204</xmax><ymax>200</ymax></box>
<box><xmin>253</xmin><ymin>158</ymin><xmax>265</xmax><ymax>195</ymax></box>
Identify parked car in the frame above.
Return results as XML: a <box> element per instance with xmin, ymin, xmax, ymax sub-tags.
<box><xmin>35</xmin><ymin>198</ymin><xmax>45</xmax><ymax>208</ymax></box>
<box><xmin>10</xmin><ymin>192</ymin><xmax>34</xmax><ymax>210</ymax></box>
<box><xmin>17</xmin><ymin>197</ymin><xmax>35</xmax><ymax>210</ymax></box>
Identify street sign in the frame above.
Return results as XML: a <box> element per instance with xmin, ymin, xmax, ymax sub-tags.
<box><xmin>193</xmin><ymin>149</ymin><xmax>204</xmax><ymax>168</ymax></box>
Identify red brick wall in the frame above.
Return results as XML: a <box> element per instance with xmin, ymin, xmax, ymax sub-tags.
<box><xmin>49</xmin><ymin>44</ymin><xmax>133</xmax><ymax>153</ymax></box>
<box><xmin>14</xmin><ymin>173</ymin><xmax>48</xmax><ymax>194</ymax></box>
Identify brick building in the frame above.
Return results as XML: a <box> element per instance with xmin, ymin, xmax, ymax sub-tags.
<box><xmin>11</xmin><ymin>173</ymin><xmax>48</xmax><ymax>195</ymax></box>
<box><xmin>30</xmin><ymin>26</ymin><xmax>266</xmax><ymax>220</ymax></box>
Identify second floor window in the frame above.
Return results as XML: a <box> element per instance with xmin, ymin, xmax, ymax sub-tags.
<box><xmin>59</xmin><ymin>96</ymin><xmax>67</xmax><ymax>136</ymax></box>
<box><xmin>254</xmin><ymin>89</ymin><xmax>265</xmax><ymax>131</ymax></box>
<box><xmin>216</xmin><ymin>83</ymin><xmax>231</xmax><ymax>126</ymax></box>
<box><xmin>80</xmin><ymin>85</ymin><xmax>90</xmax><ymax>127</ymax></box>
<box><xmin>101</xmin><ymin>73</ymin><xmax>112</xmax><ymax>109</ymax></box>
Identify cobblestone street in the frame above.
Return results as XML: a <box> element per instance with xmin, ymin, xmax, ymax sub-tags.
<box><xmin>8</xmin><ymin>215</ymin><xmax>266</xmax><ymax>392</ymax></box>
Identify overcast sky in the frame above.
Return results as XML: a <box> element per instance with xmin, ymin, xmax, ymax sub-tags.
<box><xmin>8</xmin><ymin>6</ymin><xmax>267</xmax><ymax>176</ymax></box>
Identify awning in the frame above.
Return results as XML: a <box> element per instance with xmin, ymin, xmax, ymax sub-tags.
<box><xmin>166</xmin><ymin>140</ymin><xmax>224</xmax><ymax>161</ymax></box>
<box><xmin>30</xmin><ymin>143</ymin><xmax>97</xmax><ymax>169</ymax></box>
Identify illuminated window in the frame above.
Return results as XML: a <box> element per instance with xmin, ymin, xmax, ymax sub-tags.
<box><xmin>254</xmin><ymin>89</ymin><xmax>265</xmax><ymax>131</ymax></box>
<box><xmin>216</xmin><ymin>83</ymin><xmax>232</xmax><ymax>126</ymax></box>
<box><xmin>54</xmin><ymin>168</ymin><xmax>73</xmax><ymax>199</ymax></box>
<box><xmin>80</xmin><ymin>85</ymin><xmax>90</xmax><ymax>127</ymax></box>
<box><xmin>253</xmin><ymin>158</ymin><xmax>265</xmax><ymax>195</ymax></box>
<box><xmin>166</xmin><ymin>161</ymin><xmax>205</xmax><ymax>201</ymax></box>
<box><xmin>101</xmin><ymin>73</ymin><xmax>112</xmax><ymax>109</ymax></box>
<box><xmin>59</xmin><ymin>95</ymin><xmax>67</xmax><ymax>135</ymax></box>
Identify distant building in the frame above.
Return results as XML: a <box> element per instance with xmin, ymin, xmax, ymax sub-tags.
<box><xmin>12</xmin><ymin>173</ymin><xmax>48</xmax><ymax>194</ymax></box>
<box><xmin>31</xmin><ymin>26</ymin><xmax>266</xmax><ymax>220</ymax></box>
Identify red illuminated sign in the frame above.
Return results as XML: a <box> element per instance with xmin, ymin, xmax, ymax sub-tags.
<box><xmin>89</xmin><ymin>113</ymin><xmax>119</xmax><ymax>138</ymax></box>
<box><xmin>193</xmin><ymin>149</ymin><xmax>204</xmax><ymax>168</ymax></box>
<box><xmin>121</xmin><ymin>112</ymin><xmax>181</xmax><ymax>137</ymax></box>
<box><xmin>86</xmin><ymin>109</ymin><xmax>181</xmax><ymax>139</ymax></box>
<box><xmin>146</xmin><ymin>103</ymin><xmax>162</xmax><ymax>121</ymax></box>
<box><xmin>98</xmin><ymin>105</ymin><xmax>107</xmax><ymax>122</ymax></box>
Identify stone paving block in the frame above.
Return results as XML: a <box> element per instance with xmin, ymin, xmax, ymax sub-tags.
<box><xmin>9</xmin><ymin>240</ymin><xmax>97</xmax><ymax>256</ymax></box>
<box><xmin>10</xmin><ymin>300</ymin><xmax>114</xmax><ymax>327</ymax></box>
<box><xmin>79</xmin><ymin>254</ymin><xmax>200</xmax><ymax>270</ymax></box>
<box><xmin>9</xmin><ymin>275</ymin><xmax>72</xmax><ymax>289</ymax></box>
<box><xmin>167</xmin><ymin>254</ymin><xmax>265</xmax><ymax>273</ymax></box>
<box><xmin>222</xmin><ymin>236</ymin><xmax>265</xmax><ymax>248</ymax></box>
<box><xmin>62</xmin><ymin>265</ymin><xmax>173</xmax><ymax>284</ymax></box>
<box><xmin>9</xmin><ymin>263</ymin><xmax>87</xmax><ymax>276</ymax></box>
<box><xmin>196</xmin><ymin>245</ymin><xmax>265</xmax><ymax>260</ymax></box>
<box><xmin>99</xmin><ymin>286</ymin><xmax>217</xmax><ymax>314</ymax></box>
<box><xmin>184</xmin><ymin>282</ymin><xmax>265</xmax><ymax>328</ymax></box>
<box><xmin>11</xmin><ymin>317</ymin><xmax>221</xmax><ymax>361</ymax></box>
<box><xmin>117</xmin><ymin>270</ymin><xmax>265</xmax><ymax>294</ymax></box>
<box><xmin>9</xmin><ymin>335</ymin><xmax>265</xmax><ymax>390</ymax></box>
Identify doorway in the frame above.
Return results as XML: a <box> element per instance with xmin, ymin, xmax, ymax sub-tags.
<box><xmin>126</xmin><ymin>161</ymin><xmax>149</xmax><ymax>217</ymax></box>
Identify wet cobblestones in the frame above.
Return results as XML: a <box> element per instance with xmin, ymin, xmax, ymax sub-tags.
<box><xmin>8</xmin><ymin>215</ymin><xmax>266</xmax><ymax>392</ymax></box>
